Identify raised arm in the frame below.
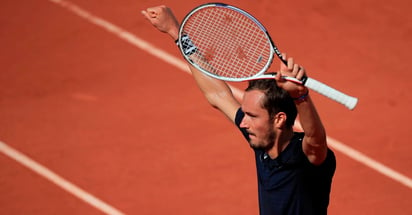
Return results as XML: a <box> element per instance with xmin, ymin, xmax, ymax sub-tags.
<box><xmin>275</xmin><ymin>57</ymin><xmax>328</xmax><ymax>165</ymax></box>
<box><xmin>141</xmin><ymin>5</ymin><xmax>240</xmax><ymax>122</ymax></box>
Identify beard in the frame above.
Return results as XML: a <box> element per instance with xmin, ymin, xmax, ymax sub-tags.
<box><xmin>248</xmin><ymin>121</ymin><xmax>276</xmax><ymax>151</ymax></box>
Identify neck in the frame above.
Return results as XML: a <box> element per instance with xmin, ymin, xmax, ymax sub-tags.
<box><xmin>266</xmin><ymin>128</ymin><xmax>294</xmax><ymax>159</ymax></box>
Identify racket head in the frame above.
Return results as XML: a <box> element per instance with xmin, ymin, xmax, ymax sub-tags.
<box><xmin>178</xmin><ymin>3</ymin><xmax>276</xmax><ymax>82</ymax></box>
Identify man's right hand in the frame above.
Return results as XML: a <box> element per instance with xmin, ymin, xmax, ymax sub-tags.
<box><xmin>141</xmin><ymin>5</ymin><xmax>179</xmax><ymax>40</ymax></box>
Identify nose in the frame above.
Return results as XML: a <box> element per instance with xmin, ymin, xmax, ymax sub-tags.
<box><xmin>239</xmin><ymin>117</ymin><xmax>248</xmax><ymax>129</ymax></box>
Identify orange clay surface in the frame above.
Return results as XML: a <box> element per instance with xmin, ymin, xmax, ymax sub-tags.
<box><xmin>1</xmin><ymin>0</ymin><xmax>411</xmax><ymax>214</ymax></box>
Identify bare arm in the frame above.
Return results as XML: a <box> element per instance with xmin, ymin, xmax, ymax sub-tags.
<box><xmin>275</xmin><ymin>57</ymin><xmax>327</xmax><ymax>165</ymax></box>
<box><xmin>141</xmin><ymin>5</ymin><xmax>240</xmax><ymax>122</ymax></box>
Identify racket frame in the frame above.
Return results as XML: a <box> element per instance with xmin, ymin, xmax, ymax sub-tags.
<box><xmin>178</xmin><ymin>3</ymin><xmax>276</xmax><ymax>82</ymax></box>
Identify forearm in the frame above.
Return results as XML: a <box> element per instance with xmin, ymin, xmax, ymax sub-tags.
<box><xmin>189</xmin><ymin>65</ymin><xmax>234</xmax><ymax>107</ymax></box>
<box><xmin>296</xmin><ymin>95</ymin><xmax>325</xmax><ymax>138</ymax></box>
<box><xmin>163</xmin><ymin>25</ymin><xmax>233</xmax><ymax>104</ymax></box>
<box><xmin>296</xmin><ymin>94</ymin><xmax>327</xmax><ymax>165</ymax></box>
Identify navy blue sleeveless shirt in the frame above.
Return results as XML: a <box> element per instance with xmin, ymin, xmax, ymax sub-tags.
<box><xmin>235</xmin><ymin>108</ymin><xmax>336</xmax><ymax>215</ymax></box>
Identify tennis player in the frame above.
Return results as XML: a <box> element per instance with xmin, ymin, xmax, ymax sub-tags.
<box><xmin>142</xmin><ymin>5</ymin><xmax>336</xmax><ymax>215</ymax></box>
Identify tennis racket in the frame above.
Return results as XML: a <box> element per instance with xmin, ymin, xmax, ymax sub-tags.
<box><xmin>176</xmin><ymin>3</ymin><xmax>358</xmax><ymax>110</ymax></box>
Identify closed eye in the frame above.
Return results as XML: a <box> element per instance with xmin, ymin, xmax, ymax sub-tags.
<box><xmin>245</xmin><ymin>112</ymin><xmax>257</xmax><ymax>118</ymax></box>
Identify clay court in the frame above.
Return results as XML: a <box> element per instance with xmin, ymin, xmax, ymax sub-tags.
<box><xmin>1</xmin><ymin>0</ymin><xmax>411</xmax><ymax>214</ymax></box>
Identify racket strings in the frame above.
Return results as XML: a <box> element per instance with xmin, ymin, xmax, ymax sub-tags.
<box><xmin>181</xmin><ymin>7</ymin><xmax>272</xmax><ymax>79</ymax></box>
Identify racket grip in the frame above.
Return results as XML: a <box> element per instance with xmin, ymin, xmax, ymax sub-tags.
<box><xmin>304</xmin><ymin>78</ymin><xmax>358</xmax><ymax>110</ymax></box>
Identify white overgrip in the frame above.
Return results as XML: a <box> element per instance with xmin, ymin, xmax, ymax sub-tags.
<box><xmin>304</xmin><ymin>77</ymin><xmax>358</xmax><ymax>110</ymax></box>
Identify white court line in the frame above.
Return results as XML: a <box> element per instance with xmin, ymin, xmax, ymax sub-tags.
<box><xmin>327</xmin><ymin>137</ymin><xmax>412</xmax><ymax>189</ymax></box>
<box><xmin>0</xmin><ymin>141</ymin><xmax>125</xmax><ymax>215</ymax></box>
<box><xmin>2</xmin><ymin>4</ymin><xmax>409</xmax><ymax>215</ymax></box>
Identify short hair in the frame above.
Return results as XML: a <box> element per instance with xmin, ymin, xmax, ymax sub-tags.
<box><xmin>245</xmin><ymin>78</ymin><xmax>297</xmax><ymax>128</ymax></box>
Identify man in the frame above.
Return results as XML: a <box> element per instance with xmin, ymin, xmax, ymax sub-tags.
<box><xmin>141</xmin><ymin>5</ymin><xmax>336</xmax><ymax>215</ymax></box>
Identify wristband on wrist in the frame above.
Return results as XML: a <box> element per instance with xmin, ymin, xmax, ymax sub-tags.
<box><xmin>175</xmin><ymin>34</ymin><xmax>198</xmax><ymax>56</ymax></box>
<box><xmin>293</xmin><ymin>90</ymin><xmax>309</xmax><ymax>102</ymax></box>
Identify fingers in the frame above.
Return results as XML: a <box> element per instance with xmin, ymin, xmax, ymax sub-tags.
<box><xmin>141</xmin><ymin>10</ymin><xmax>156</xmax><ymax>18</ymax></box>
<box><xmin>274</xmin><ymin>70</ymin><xmax>283</xmax><ymax>82</ymax></box>
<box><xmin>281</xmin><ymin>53</ymin><xmax>288</xmax><ymax>69</ymax></box>
<box><xmin>140</xmin><ymin>10</ymin><xmax>149</xmax><ymax>19</ymax></box>
<box><xmin>296</xmin><ymin>66</ymin><xmax>306</xmax><ymax>80</ymax></box>
<box><xmin>141</xmin><ymin>6</ymin><xmax>160</xmax><ymax>19</ymax></box>
<box><xmin>141</xmin><ymin>5</ymin><xmax>180</xmax><ymax>37</ymax></box>
<box><xmin>279</xmin><ymin>53</ymin><xmax>306</xmax><ymax>80</ymax></box>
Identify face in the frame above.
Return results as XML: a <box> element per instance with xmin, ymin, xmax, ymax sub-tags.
<box><xmin>240</xmin><ymin>90</ymin><xmax>276</xmax><ymax>150</ymax></box>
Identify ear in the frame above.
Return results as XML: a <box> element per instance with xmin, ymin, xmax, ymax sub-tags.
<box><xmin>273</xmin><ymin>112</ymin><xmax>287</xmax><ymax>129</ymax></box>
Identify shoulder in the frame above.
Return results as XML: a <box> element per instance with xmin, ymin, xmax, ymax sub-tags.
<box><xmin>235</xmin><ymin>108</ymin><xmax>250</xmax><ymax>141</ymax></box>
<box><xmin>293</xmin><ymin>133</ymin><xmax>335</xmax><ymax>168</ymax></box>
<box><xmin>234</xmin><ymin>108</ymin><xmax>244</xmax><ymax>126</ymax></box>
